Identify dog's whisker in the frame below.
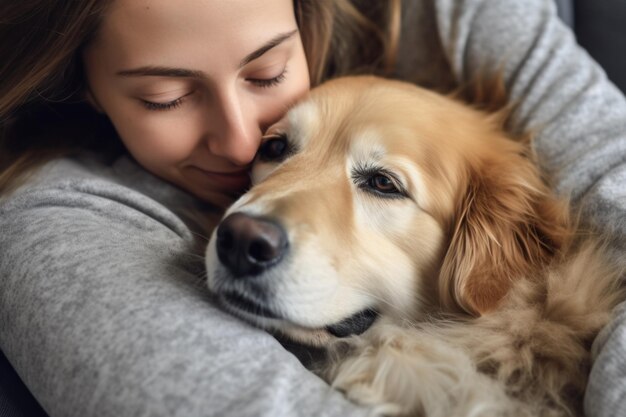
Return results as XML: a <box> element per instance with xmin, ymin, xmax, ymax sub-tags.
<box><xmin>179</xmin><ymin>251</ymin><xmax>207</xmax><ymax>262</ymax></box>
<box><xmin>189</xmin><ymin>230</ymin><xmax>211</xmax><ymax>243</ymax></box>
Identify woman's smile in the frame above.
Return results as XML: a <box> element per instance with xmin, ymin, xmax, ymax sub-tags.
<box><xmin>189</xmin><ymin>166</ymin><xmax>251</xmax><ymax>192</ymax></box>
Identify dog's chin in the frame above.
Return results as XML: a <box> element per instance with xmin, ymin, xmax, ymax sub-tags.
<box><xmin>217</xmin><ymin>292</ymin><xmax>379</xmax><ymax>347</ymax></box>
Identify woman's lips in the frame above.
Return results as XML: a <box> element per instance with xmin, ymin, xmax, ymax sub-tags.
<box><xmin>191</xmin><ymin>167</ymin><xmax>250</xmax><ymax>191</ymax></box>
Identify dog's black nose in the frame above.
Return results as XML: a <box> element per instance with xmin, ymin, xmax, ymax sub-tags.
<box><xmin>216</xmin><ymin>212</ymin><xmax>288</xmax><ymax>277</ymax></box>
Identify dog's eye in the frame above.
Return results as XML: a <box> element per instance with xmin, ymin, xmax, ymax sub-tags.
<box><xmin>352</xmin><ymin>167</ymin><xmax>407</xmax><ymax>199</ymax></box>
<box><xmin>368</xmin><ymin>174</ymin><xmax>400</xmax><ymax>194</ymax></box>
<box><xmin>258</xmin><ymin>134</ymin><xmax>289</xmax><ymax>162</ymax></box>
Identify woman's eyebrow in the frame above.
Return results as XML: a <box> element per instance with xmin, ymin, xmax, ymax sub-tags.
<box><xmin>116</xmin><ymin>29</ymin><xmax>299</xmax><ymax>78</ymax></box>
<box><xmin>239</xmin><ymin>29</ymin><xmax>298</xmax><ymax>68</ymax></box>
<box><xmin>116</xmin><ymin>66</ymin><xmax>204</xmax><ymax>78</ymax></box>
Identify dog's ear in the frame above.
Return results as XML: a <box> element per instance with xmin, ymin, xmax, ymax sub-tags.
<box><xmin>438</xmin><ymin>143</ymin><xmax>571</xmax><ymax>316</ymax></box>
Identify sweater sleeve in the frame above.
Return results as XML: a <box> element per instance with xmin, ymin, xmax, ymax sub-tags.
<box><xmin>433</xmin><ymin>0</ymin><xmax>626</xmax><ymax>245</ymax></box>
<box><xmin>432</xmin><ymin>1</ymin><xmax>626</xmax><ymax>416</ymax></box>
<box><xmin>0</xmin><ymin>157</ymin><xmax>368</xmax><ymax>417</ymax></box>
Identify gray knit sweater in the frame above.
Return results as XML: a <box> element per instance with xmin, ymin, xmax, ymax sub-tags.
<box><xmin>1</xmin><ymin>1</ymin><xmax>625</xmax><ymax>416</ymax></box>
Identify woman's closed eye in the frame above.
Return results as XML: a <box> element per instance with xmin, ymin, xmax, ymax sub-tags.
<box><xmin>141</xmin><ymin>91</ymin><xmax>194</xmax><ymax>111</ymax></box>
<box><xmin>142</xmin><ymin>97</ymin><xmax>183</xmax><ymax>111</ymax></box>
<box><xmin>140</xmin><ymin>68</ymin><xmax>288</xmax><ymax>111</ymax></box>
<box><xmin>246</xmin><ymin>67</ymin><xmax>287</xmax><ymax>88</ymax></box>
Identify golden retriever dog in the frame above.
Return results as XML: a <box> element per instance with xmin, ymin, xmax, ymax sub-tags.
<box><xmin>205</xmin><ymin>76</ymin><xmax>624</xmax><ymax>416</ymax></box>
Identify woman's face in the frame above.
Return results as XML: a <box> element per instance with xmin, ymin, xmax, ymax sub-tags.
<box><xmin>83</xmin><ymin>0</ymin><xmax>310</xmax><ymax>204</ymax></box>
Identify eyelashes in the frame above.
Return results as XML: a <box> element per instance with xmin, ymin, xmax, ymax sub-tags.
<box><xmin>140</xmin><ymin>90</ymin><xmax>193</xmax><ymax>111</ymax></box>
<box><xmin>141</xmin><ymin>97</ymin><xmax>184</xmax><ymax>111</ymax></box>
<box><xmin>248</xmin><ymin>68</ymin><xmax>287</xmax><ymax>88</ymax></box>
<box><xmin>141</xmin><ymin>68</ymin><xmax>289</xmax><ymax>111</ymax></box>
<box><xmin>351</xmin><ymin>165</ymin><xmax>409</xmax><ymax>200</ymax></box>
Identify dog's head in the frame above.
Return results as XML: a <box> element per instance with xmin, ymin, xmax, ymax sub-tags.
<box><xmin>205</xmin><ymin>76</ymin><xmax>569</xmax><ymax>346</ymax></box>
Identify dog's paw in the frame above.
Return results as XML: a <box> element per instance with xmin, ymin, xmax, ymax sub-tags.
<box><xmin>323</xmin><ymin>324</ymin><xmax>521</xmax><ymax>417</ymax></box>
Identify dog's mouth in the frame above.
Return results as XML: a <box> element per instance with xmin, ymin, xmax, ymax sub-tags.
<box><xmin>220</xmin><ymin>291</ymin><xmax>378</xmax><ymax>338</ymax></box>
<box><xmin>325</xmin><ymin>308</ymin><xmax>379</xmax><ymax>337</ymax></box>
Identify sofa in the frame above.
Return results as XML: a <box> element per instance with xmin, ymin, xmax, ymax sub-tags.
<box><xmin>573</xmin><ymin>0</ymin><xmax>626</xmax><ymax>93</ymax></box>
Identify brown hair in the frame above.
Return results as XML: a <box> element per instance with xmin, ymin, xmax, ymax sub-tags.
<box><xmin>0</xmin><ymin>0</ymin><xmax>117</xmax><ymax>195</ymax></box>
<box><xmin>295</xmin><ymin>0</ymin><xmax>402</xmax><ymax>85</ymax></box>
<box><xmin>0</xmin><ymin>0</ymin><xmax>403</xmax><ymax>196</ymax></box>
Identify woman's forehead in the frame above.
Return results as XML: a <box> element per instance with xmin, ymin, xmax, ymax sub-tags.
<box><xmin>89</xmin><ymin>0</ymin><xmax>298</xmax><ymax>70</ymax></box>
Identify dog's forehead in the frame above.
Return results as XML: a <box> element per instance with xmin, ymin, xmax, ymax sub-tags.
<box><xmin>348</xmin><ymin>128</ymin><xmax>387</xmax><ymax>162</ymax></box>
<box><xmin>285</xmin><ymin>87</ymin><xmax>431</xmax><ymax>166</ymax></box>
<box><xmin>281</xmin><ymin>77</ymin><xmax>467</xmax><ymax>178</ymax></box>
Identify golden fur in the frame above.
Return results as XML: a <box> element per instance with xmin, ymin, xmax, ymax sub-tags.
<box><xmin>206</xmin><ymin>76</ymin><xmax>624</xmax><ymax>416</ymax></box>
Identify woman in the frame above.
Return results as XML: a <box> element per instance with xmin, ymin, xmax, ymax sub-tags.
<box><xmin>1</xmin><ymin>1</ymin><xmax>624</xmax><ymax>416</ymax></box>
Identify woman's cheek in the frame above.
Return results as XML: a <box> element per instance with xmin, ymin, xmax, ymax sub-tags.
<box><xmin>117</xmin><ymin>111</ymin><xmax>201</xmax><ymax>167</ymax></box>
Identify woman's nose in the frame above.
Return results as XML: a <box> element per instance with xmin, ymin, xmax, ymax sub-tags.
<box><xmin>207</xmin><ymin>89</ymin><xmax>261</xmax><ymax>166</ymax></box>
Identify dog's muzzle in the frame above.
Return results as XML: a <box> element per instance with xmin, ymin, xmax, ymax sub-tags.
<box><xmin>212</xmin><ymin>211</ymin><xmax>379</xmax><ymax>339</ymax></box>
<box><xmin>215</xmin><ymin>212</ymin><xmax>288</xmax><ymax>277</ymax></box>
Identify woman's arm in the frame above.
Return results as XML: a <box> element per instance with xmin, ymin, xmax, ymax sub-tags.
<box><xmin>0</xmin><ymin>156</ymin><xmax>368</xmax><ymax>417</ymax></box>
<box><xmin>431</xmin><ymin>1</ymin><xmax>626</xmax><ymax>415</ymax></box>
<box><xmin>433</xmin><ymin>0</ymin><xmax>626</xmax><ymax>244</ymax></box>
